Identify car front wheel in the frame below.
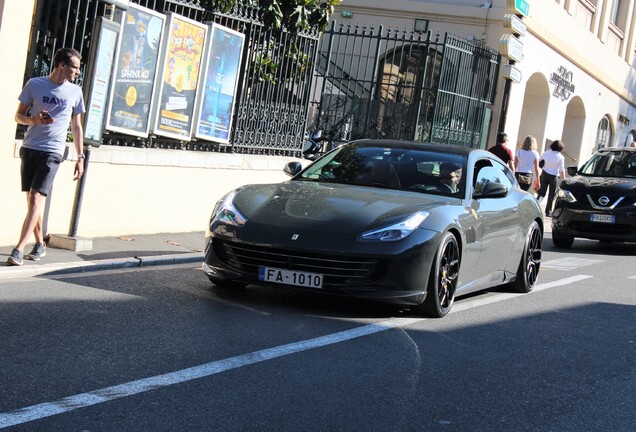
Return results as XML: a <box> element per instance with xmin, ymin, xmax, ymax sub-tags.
<box><xmin>416</xmin><ymin>232</ymin><xmax>460</xmax><ymax>318</ymax></box>
<box><xmin>510</xmin><ymin>221</ymin><xmax>542</xmax><ymax>293</ymax></box>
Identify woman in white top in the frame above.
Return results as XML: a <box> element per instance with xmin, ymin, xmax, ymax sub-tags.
<box><xmin>514</xmin><ymin>135</ymin><xmax>541</xmax><ymax>191</ymax></box>
<box><xmin>537</xmin><ymin>140</ymin><xmax>566</xmax><ymax>217</ymax></box>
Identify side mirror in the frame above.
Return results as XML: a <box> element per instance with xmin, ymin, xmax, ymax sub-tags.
<box><xmin>566</xmin><ymin>166</ymin><xmax>578</xmax><ymax>176</ymax></box>
<box><xmin>284</xmin><ymin>161</ymin><xmax>303</xmax><ymax>177</ymax></box>
<box><xmin>473</xmin><ymin>181</ymin><xmax>508</xmax><ymax>199</ymax></box>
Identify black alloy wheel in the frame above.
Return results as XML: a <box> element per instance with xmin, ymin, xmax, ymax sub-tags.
<box><xmin>418</xmin><ymin>232</ymin><xmax>460</xmax><ymax>318</ymax></box>
<box><xmin>510</xmin><ymin>221</ymin><xmax>542</xmax><ymax>293</ymax></box>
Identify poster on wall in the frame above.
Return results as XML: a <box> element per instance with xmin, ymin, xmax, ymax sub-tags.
<box><xmin>152</xmin><ymin>13</ymin><xmax>207</xmax><ymax>140</ymax></box>
<box><xmin>105</xmin><ymin>4</ymin><xmax>165</xmax><ymax>137</ymax></box>
<box><xmin>194</xmin><ymin>23</ymin><xmax>245</xmax><ymax>144</ymax></box>
<box><xmin>83</xmin><ymin>17</ymin><xmax>120</xmax><ymax>146</ymax></box>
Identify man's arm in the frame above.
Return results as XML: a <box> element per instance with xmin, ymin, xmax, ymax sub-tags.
<box><xmin>15</xmin><ymin>102</ymin><xmax>53</xmax><ymax>126</ymax></box>
<box><xmin>506</xmin><ymin>149</ymin><xmax>515</xmax><ymax>171</ymax></box>
<box><xmin>70</xmin><ymin>112</ymin><xmax>84</xmax><ymax>180</ymax></box>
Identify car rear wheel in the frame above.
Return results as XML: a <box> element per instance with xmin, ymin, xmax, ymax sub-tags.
<box><xmin>510</xmin><ymin>221</ymin><xmax>542</xmax><ymax>293</ymax></box>
<box><xmin>552</xmin><ymin>232</ymin><xmax>574</xmax><ymax>248</ymax></box>
<box><xmin>416</xmin><ymin>232</ymin><xmax>460</xmax><ymax>318</ymax></box>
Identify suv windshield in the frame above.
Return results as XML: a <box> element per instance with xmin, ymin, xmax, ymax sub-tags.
<box><xmin>298</xmin><ymin>143</ymin><xmax>468</xmax><ymax>197</ymax></box>
<box><xmin>578</xmin><ymin>150</ymin><xmax>636</xmax><ymax>178</ymax></box>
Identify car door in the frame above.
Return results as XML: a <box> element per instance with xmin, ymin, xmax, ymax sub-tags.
<box><xmin>468</xmin><ymin>158</ymin><xmax>522</xmax><ymax>285</ymax></box>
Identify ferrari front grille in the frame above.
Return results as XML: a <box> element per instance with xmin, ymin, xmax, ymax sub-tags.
<box><xmin>214</xmin><ymin>239</ymin><xmax>381</xmax><ymax>284</ymax></box>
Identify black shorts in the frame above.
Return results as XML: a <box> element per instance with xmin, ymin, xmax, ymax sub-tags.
<box><xmin>19</xmin><ymin>147</ymin><xmax>63</xmax><ymax>196</ymax></box>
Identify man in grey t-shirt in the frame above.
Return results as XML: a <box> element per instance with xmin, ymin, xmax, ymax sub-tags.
<box><xmin>7</xmin><ymin>48</ymin><xmax>86</xmax><ymax>266</ymax></box>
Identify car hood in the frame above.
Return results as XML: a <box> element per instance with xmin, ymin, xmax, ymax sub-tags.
<box><xmin>233</xmin><ymin>180</ymin><xmax>455</xmax><ymax>233</ymax></box>
<box><xmin>561</xmin><ymin>175</ymin><xmax>636</xmax><ymax>195</ymax></box>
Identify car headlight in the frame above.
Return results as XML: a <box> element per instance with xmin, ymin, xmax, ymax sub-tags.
<box><xmin>359</xmin><ymin>211</ymin><xmax>430</xmax><ymax>242</ymax></box>
<box><xmin>211</xmin><ymin>190</ymin><xmax>247</xmax><ymax>227</ymax></box>
<box><xmin>556</xmin><ymin>188</ymin><xmax>576</xmax><ymax>203</ymax></box>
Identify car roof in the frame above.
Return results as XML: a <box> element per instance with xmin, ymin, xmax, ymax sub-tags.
<box><xmin>349</xmin><ymin>139</ymin><xmax>481</xmax><ymax>157</ymax></box>
<box><xmin>596</xmin><ymin>147</ymin><xmax>636</xmax><ymax>153</ymax></box>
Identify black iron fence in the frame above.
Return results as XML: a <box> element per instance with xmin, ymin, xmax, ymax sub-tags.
<box><xmin>431</xmin><ymin>34</ymin><xmax>499</xmax><ymax>147</ymax></box>
<box><xmin>308</xmin><ymin>23</ymin><xmax>500</xmax><ymax>149</ymax></box>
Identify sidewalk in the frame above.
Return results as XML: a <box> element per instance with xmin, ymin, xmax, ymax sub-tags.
<box><xmin>0</xmin><ymin>232</ymin><xmax>205</xmax><ymax>280</ymax></box>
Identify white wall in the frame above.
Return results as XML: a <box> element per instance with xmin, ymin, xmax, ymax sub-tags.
<box><xmin>0</xmin><ymin>0</ymin><xmax>36</xmax><ymax>246</ymax></box>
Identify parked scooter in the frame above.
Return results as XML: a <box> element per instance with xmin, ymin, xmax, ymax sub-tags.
<box><xmin>302</xmin><ymin>130</ymin><xmax>331</xmax><ymax>160</ymax></box>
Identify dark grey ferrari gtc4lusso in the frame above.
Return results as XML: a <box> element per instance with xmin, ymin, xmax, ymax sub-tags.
<box><xmin>203</xmin><ymin>140</ymin><xmax>544</xmax><ymax>317</ymax></box>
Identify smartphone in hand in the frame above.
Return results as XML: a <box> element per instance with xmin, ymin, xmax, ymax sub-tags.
<box><xmin>41</xmin><ymin>111</ymin><xmax>52</xmax><ymax>120</ymax></box>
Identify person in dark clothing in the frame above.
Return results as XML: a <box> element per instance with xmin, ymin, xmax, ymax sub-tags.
<box><xmin>488</xmin><ymin>132</ymin><xmax>515</xmax><ymax>171</ymax></box>
<box><xmin>536</xmin><ymin>139</ymin><xmax>566</xmax><ymax>217</ymax></box>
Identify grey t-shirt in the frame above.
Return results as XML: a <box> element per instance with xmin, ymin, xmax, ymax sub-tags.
<box><xmin>19</xmin><ymin>77</ymin><xmax>85</xmax><ymax>156</ymax></box>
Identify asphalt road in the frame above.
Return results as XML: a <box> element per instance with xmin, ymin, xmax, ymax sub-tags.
<box><xmin>1</xmin><ymin>238</ymin><xmax>635</xmax><ymax>431</ymax></box>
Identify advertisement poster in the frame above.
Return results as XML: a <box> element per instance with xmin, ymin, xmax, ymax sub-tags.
<box><xmin>105</xmin><ymin>4</ymin><xmax>165</xmax><ymax>137</ymax></box>
<box><xmin>84</xmin><ymin>18</ymin><xmax>120</xmax><ymax>145</ymax></box>
<box><xmin>153</xmin><ymin>14</ymin><xmax>207</xmax><ymax>140</ymax></box>
<box><xmin>194</xmin><ymin>23</ymin><xmax>245</xmax><ymax>144</ymax></box>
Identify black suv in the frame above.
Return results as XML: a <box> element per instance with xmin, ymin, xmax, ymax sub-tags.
<box><xmin>551</xmin><ymin>147</ymin><xmax>636</xmax><ymax>248</ymax></box>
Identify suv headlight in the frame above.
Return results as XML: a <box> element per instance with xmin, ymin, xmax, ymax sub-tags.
<box><xmin>556</xmin><ymin>188</ymin><xmax>576</xmax><ymax>203</ymax></box>
<box><xmin>359</xmin><ymin>211</ymin><xmax>430</xmax><ymax>242</ymax></box>
<box><xmin>211</xmin><ymin>190</ymin><xmax>247</xmax><ymax>227</ymax></box>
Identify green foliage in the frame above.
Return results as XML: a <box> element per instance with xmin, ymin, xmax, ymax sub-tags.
<box><xmin>200</xmin><ymin>0</ymin><xmax>342</xmax><ymax>84</ymax></box>
<box><xmin>201</xmin><ymin>0</ymin><xmax>341</xmax><ymax>32</ymax></box>
<box><xmin>202</xmin><ymin>0</ymin><xmax>236</xmax><ymax>14</ymax></box>
<box><xmin>258</xmin><ymin>0</ymin><xmax>341</xmax><ymax>33</ymax></box>
<box><xmin>254</xmin><ymin>43</ymin><xmax>279</xmax><ymax>84</ymax></box>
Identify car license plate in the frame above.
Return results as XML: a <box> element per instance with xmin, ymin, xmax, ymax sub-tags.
<box><xmin>258</xmin><ymin>266</ymin><xmax>323</xmax><ymax>289</ymax></box>
<box><xmin>590</xmin><ymin>214</ymin><xmax>615</xmax><ymax>223</ymax></box>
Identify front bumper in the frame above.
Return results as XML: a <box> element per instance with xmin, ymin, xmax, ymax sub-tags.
<box><xmin>202</xmin><ymin>230</ymin><xmax>442</xmax><ymax>306</ymax></box>
<box><xmin>551</xmin><ymin>206</ymin><xmax>636</xmax><ymax>242</ymax></box>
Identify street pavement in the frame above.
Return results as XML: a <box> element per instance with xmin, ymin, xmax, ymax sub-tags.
<box><xmin>0</xmin><ymin>231</ymin><xmax>205</xmax><ymax>280</ymax></box>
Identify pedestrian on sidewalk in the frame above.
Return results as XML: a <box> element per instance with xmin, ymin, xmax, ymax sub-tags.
<box><xmin>488</xmin><ymin>132</ymin><xmax>515</xmax><ymax>171</ymax></box>
<box><xmin>514</xmin><ymin>135</ymin><xmax>541</xmax><ymax>191</ymax></box>
<box><xmin>7</xmin><ymin>48</ymin><xmax>86</xmax><ymax>266</ymax></box>
<box><xmin>536</xmin><ymin>139</ymin><xmax>566</xmax><ymax>217</ymax></box>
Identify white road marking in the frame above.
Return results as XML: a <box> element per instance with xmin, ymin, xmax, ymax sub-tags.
<box><xmin>541</xmin><ymin>257</ymin><xmax>605</xmax><ymax>271</ymax></box>
<box><xmin>541</xmin><ymin>257</ymin><xmax>604</xmax><ymax>271</ymax></box>
<box><xmin>453</xmin><ymin>275</ymin><xmax>594</xmax><ymax>313</ymax></box>
<box><xmin>0</xmin><ymin>275</ymin><xmax>593</xmax><ymax>429</ymax></box>
<box><xmin>628</xmin><ymin>276</ymin><xmax>636</xmax><ymax>280</ymax></box>
<box><xmin>530</xmin><ymin>274</ymin><xmax>594</xmax><ymax>292</ymax></box>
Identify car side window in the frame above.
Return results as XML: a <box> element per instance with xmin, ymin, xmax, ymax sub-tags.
<box><xmin>627</xmin><ymin>154</ymin><xmax>636</xmax><ymax>177</ymax></box>
<box><xmin>474</xmin><ymin>160</ymin><xmax>513</xmax><ymax>195</ymax></box>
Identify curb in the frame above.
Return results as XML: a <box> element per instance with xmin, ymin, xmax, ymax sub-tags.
<box><xmin>0</xmin><ymin>253</ymin><xmax>204</xmax><ymax>280</ymax></box>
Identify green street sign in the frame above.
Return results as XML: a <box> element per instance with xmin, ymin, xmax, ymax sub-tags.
<box><xmin>508</xmin><ymin>0</ymin><xmax>530</xmax><ymax>17</ymax></box>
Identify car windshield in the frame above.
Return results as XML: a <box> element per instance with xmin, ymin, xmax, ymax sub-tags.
<box><xmin>578</xmin><ymin>150</ymin><xmax>636</xmax><ymax>178</ymax></box>
<box><xmin>298</xmin><ymin>143</ymin><xmax>467</xmax><ymax>197</ymax></box>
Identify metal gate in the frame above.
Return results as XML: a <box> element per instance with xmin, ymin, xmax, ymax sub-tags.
<box><xmin>308</xmin><ymin>23</ymin><xmax>500</xmax><ymax>148</ymax></box>
<box><xmin>20</xmin><ymin>0</ymin><xmax>318</xmax><ymax>156</ymax></box>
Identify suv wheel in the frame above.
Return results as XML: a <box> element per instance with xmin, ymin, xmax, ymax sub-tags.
<box><xmin>552</xmin><ymin>232</ymin><xmax>574</xmax><ymax>248</ymax></box>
